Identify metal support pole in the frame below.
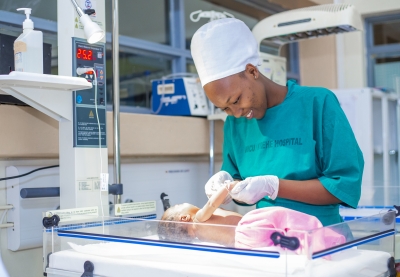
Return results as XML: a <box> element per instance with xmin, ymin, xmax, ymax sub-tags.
<box><xmin>209</xmin><ymin>102</ymin><xmax>215</xmax><ymax>178</ymax></box>
<box><xmin>112</xmin><ymin>0</ymin><xmax>122</xmax><ymax>205</ymax></box>
<box><xmin>382</xmin><ymin>97</ymin><xmax>390</xmax><ymax>205</ymax></box>
<box><xmin>396</xmin><ymin>77</ymin><xmax>400</xmax><ymax>187</ymax></box>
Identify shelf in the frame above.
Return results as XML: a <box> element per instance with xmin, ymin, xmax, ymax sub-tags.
<box><xmin>0</xmin><ymin>71</ymin><xmax>91</xmax><ymax>91</ymax></box>
<box><xmin>0</xmin><ymin>72</ymin><xmax>92</xmax><ymax>121</ymax></box>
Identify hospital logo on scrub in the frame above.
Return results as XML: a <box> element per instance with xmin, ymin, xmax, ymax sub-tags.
<box><xmin>89</xmin><ymin>110</ymin><xmax>94</xmax><ymax>118</ymax></box>
<box><xmin>245</xmin><ymin>138</ymin><xmax>303</xmax><ymax>153</ymax></box>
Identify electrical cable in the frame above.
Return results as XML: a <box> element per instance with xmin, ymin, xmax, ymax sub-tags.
<box><xmin>93</xmin><ymin>69</ymin><xmax>106</xmax><ymax>226</ymax></box>
<box><xmin>0</xmin><ymin>165</ymin><xmax>59</xmax><ymax>181</ymax></box>
<box><xmin>77</xmin><ymin>67</ymin><xmax>105</xmax><ymax>231</ymax></box>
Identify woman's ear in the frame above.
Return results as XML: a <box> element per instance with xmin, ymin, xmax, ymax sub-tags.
<box><xmin>179</xmin><ymin>214</ymin><xmax>192</xmax><ymax>222</ymax></box>
<box><xmin>245</xmin><ymin>63</ymin><xmax>259</xmax><ymax>80</ymax></box>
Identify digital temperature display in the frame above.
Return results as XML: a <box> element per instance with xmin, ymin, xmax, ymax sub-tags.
<box><xmin>76</xmin><ymin>48</ymin><xmax>94</xmax><ymax>60</ymax></box>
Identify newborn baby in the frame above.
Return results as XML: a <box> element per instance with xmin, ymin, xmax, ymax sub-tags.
<box><xmin>158</xmin><ymin>175</ymin><xmax>345</xmax><ymax>253</ymax></box>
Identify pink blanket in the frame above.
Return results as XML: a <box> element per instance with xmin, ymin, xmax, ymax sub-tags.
<box><xmin>235</xmin><ymin>207</ymin><xmax>345</xmax><ymax>254</ymax></box>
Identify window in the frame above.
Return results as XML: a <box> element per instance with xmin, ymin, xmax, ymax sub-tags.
<box><xmin>106</xmin><ymin>51</ymin><xmax>172</xmax><ymax>109</ymax></box>
<box><xmin>105</xmin><ymin>0</ymin><xmax>170</xmax><ymax>45</ymax></box>
<box><xmin>184</xmin><ymin>0</ymin><xmax>258</xmax><ymax>49</ymax></box>
<box><xmin>0</xmin><ymin>0</ymin><xmax>57</xmax><ymax>21</ymax></box>
<box><xmin>0</xmin><ymin>0</ymin><xmax>300</xmax><ymax>111</ymax></box>
<box><xmin>366</xmin><ymin>14</ymin><xmax>400</xmax><ymax>91</ymax></box>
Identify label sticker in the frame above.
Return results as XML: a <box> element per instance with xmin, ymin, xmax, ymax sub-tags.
<box><xmin>93</xmin><ymin>179</ymin><xmax>100</xmax><ymax>190</ymax></box>
<box><xmin>100</xmin><ymin>173</ymin><xmax>109</xmax><ymax>192</ymax></box>
<box><xmin>157</xmin><ymin>83</ymin><xmax>175</xmax><ymax>95</ymax></box>
<box><xmin>78</xmin><ymin>180</ymin><xmax>93</xmax><ymax>191</ymax></box>
<box><xmin>45</xmin><ymin>206</ymin><xmax>98</xmax><ymax>223</ymax></box>
<box><xmin>115</xmin><ymin>201</ymin><xmax>156</xmax><ymax>216</ymax></box>
<box><xmin>14</xmin><ymin>41</ymin><xmax>27</xmax><ymax>53</ymax></box>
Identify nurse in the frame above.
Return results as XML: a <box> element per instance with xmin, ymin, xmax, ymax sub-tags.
<box><xmin>191</xmin><ymin>18</ymin><xmax>364</xmax><ymax>226</ymax></box>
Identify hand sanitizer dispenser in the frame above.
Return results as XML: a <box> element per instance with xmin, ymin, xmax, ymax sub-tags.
<box><xmin>14</xmin><ymin>8</ymin><xmax>43</xmax><ymax>74</ymax></box>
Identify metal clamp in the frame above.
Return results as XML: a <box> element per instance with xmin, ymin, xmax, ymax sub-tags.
<box><xmin>160</xmin><ymin>193</ymin><xmax>170</xmax><ymax>211</ymax></box>
<box><xmin>84</xmin><ymin>9</ymin><xmax>96</xmax><ymax>16</ymax></box>
<box><xmin>393</xmin><ymin>205</ymin><xmax>400</xmax><ymax>216</ymax></box>
<box><xmin>387</xmin><ymin>257</ymin><xmax>396</xmax><ymax>277</ymax></box>
<box><xmin>108</xmin><ymin>183</ymin><xmax>123</xmax><ymax>196</ymax></box>
<box><xmin>382</xmin><ymin>205</ymin><xmax>400</xmax><ymax>225</ymax></box>
<box><xmin>270</xmin><ymin>232</ymin><xmax>300</xmax><ymax>251</ymax></box>
<box><xmin>81</xmin><ymin>261</ymin><xmax>94</xmax><ymax>277</ymax></box>
<box><xmin>42</xmin><ymin>215</ymin><xmax>60</xmax><ymax>228</ymax></box>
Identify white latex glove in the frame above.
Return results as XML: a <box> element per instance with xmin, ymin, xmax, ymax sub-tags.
<box><xmin>204</xmin><ymin>171</ymin><xmax>234</xmax><ymax>205</ymax></box>
<box><xmin>230</xmin><ymin>175</ymin><xmax>279</xmax><ymax>205</ymax></box>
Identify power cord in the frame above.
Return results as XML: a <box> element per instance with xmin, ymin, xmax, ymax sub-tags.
<box><xmin>0</xmin><ymin>165</ymin><xmax>59</xmax><ymax>181</ymax></box>
<box><xmin>76</xmin><ymin>66</ymin><xmax>106</xmax><ymax>230</ymax></box>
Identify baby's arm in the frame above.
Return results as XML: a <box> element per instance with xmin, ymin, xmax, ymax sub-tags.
<box><xmin>194</xmin><ymin>181</ymin><xmax>237</xmax><ymax>223</ymax></box>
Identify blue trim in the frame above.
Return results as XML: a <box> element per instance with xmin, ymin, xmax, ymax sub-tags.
<box><xmin>58</xmin><ymin>230</ymin><xmax>281</xmax><ymax>258</ymax></box>
<box><xmin>44</xmin><ymin>214</ymin><xmax>157</xmax><ymax>233</ymax></box>
<box><xmin>342</xmin><ymin>216</ymin><xmax>400</xmax><ymax>223</ymax></box>
<box><xmin>312</xmin><ymin>229</ymin><xmax>395</xmax><ymax>259</ymax></box>
<box><xmin>340</xmin><ymin>205</ymin><xmax>394</xmax><ymax>209</ymax></box>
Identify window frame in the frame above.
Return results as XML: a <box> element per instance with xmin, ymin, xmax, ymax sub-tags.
<box><xmin>286</xmin><ymin>42</ymin><xmax>300</xmax><ymax>82</ymax></box>
<box><xmin>365</xmin><ymin>13</ymin><xmax>400</xmax><ymax>88</ymax></box>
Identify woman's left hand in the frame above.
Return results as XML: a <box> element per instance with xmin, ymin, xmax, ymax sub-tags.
<box><xmin>204</xmin><ymin>171</ymin><xmax>234</xmax><ymax>204</ymax></box>
<box><xmin>229</xmin><ymin>175</ymin><xmax>279</xmax><ymax>204</ymax></box>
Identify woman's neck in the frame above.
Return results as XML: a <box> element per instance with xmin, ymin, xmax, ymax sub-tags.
<box><xmin>262</xmin><ymin>76</ymin><xmax>288</xmax><ymax>108</ymax></box>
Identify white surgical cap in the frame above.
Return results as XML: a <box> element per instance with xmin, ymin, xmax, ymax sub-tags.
<box><xmin>191</xmin><ymin>18</ymin><xmax>261</xmax><ymax>87</ymax></box>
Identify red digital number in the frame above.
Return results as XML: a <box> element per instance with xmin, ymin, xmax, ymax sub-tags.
<box><xmin>77</xmin><ymin>48</ymin><xmax>93</xmax><ymax>60</ymax></box>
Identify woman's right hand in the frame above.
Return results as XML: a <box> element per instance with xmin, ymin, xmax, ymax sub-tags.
<box><xmin>204</xmin><ymin>171</ymin><xmax>234</xmax><ymax>205</ymax></box>
<box><xmin>229</xmin><ymin>175</ymin><xmax>279</xmax><ymax>204</ymax></box>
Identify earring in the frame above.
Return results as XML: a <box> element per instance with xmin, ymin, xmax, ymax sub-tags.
<box><xmin>254</xmin><ymin>75</ymin><xmax>257</xmax><ymax>80</ymax></box>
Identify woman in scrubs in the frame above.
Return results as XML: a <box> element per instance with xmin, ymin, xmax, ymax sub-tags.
<box><xmin>191</xmin><ymin>18</ymin><xmax>364</xmax><ymax>226</ymax></box>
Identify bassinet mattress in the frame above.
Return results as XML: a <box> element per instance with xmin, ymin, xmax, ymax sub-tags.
<box><xmin>47</xmin><ymin>242</ymin><xmax>391</xmax><ymax>277</ymax></box>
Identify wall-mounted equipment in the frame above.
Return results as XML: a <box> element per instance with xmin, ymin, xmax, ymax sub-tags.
<box><xmin>252</xmin><ymin>4</ymin><xmax>363</xmax><ymax>85</ymax></box>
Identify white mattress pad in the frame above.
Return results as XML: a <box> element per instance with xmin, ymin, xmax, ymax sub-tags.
<box><xmin>47</xmin><ymin>241</ymin><xmax>391</xmax><ymax>277</ymax></box>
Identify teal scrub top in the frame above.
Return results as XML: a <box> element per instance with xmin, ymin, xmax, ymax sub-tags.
<box><xmin>221</xmin><ymin>80</ymin><xmax>364</xmax><ymax>226</ymax></box>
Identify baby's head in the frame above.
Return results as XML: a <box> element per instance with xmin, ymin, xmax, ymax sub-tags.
<box><xmin>157</xmin><ymin>203</ymin><xmax>198</xmax><ymax>243</ymax></box>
